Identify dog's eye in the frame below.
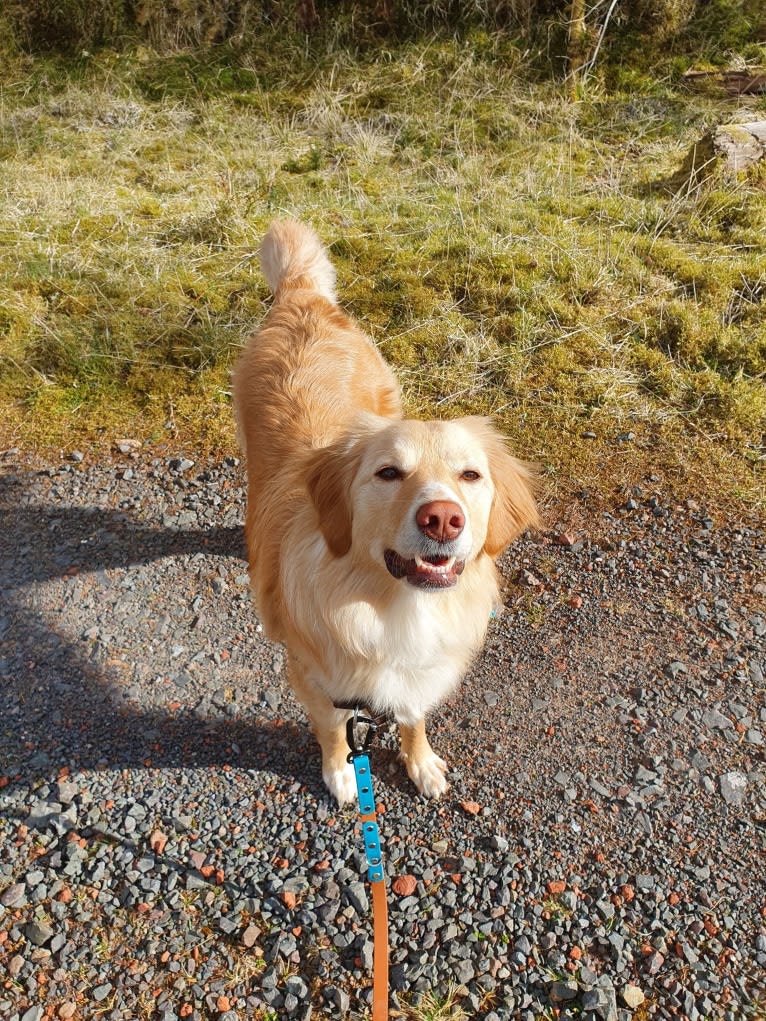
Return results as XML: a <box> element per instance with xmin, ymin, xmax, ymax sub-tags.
<box><xmin>375</xmin><ymin>466</ymin><xmax>402</xmax><ymax>481</ymax></box>
<box><xmin>460</xmin><ymin>470</ymin><xmax>481</xmax><ymax>482</ymax></box>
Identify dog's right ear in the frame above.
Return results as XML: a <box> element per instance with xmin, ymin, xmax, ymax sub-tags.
<box><xmin>304</xmin><ymin>439</ymin><xmax>361</xmax><ymax>557</ymax></box>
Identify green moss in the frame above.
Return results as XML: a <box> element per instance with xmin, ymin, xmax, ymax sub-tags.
<box><xmin>132</xmin><ymin>51</ymin><xmax>260</xmax><ymax>102</ymax></box>
<box><xmin>281</xmin><ymin>146</ymin><xmax>325</xmax><ymax>174</ymax></box>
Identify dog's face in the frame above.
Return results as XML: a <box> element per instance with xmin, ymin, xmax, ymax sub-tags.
<box><xmin>307</xmin><ymin>417</ymin><xmax>538</xmax><ymax>587</ymax></box>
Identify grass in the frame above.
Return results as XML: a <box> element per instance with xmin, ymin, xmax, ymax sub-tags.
<box><xmin>1</xmin><ymin>34</ymin><xmax>765</xmax><ymax>507</ymax></box>
<box><xmin>393</xmin><ymin>982</ymin><xmax>469</xmax><ymax>1020</ymax></box>
<box><xmin>542</xmin><ymin>895</ymin><xmax>575</xmax><ymax>921</ymax></box>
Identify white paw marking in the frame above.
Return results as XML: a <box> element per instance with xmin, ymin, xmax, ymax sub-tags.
<box><xmin>324</xmin><ymin>760</ymin><xmax>357</xmax><ymax>806</ymax></box>
<box><xmin>403</xmin><ymin>750</ymin><xmax>449</xmax><ymax>799</ymax></box>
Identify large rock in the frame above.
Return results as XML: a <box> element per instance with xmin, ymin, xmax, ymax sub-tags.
<box><xmin>681</xmin><ymin>121</ymin><xmax>766</xmax><ymax>183</ymax></box>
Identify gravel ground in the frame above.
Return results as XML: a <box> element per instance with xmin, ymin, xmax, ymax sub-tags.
<box><xmin>0</xmin><ymin>445</ymin><xmax>764</xmax><ymax>1021</ymax></box>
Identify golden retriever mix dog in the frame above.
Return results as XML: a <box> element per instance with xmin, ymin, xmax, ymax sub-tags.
<box><xmin>234</xmin><ymin>220</ymin><xmax>538</xmax><ymax>804</ymax></box>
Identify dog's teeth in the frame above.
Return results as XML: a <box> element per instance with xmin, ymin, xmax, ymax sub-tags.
<box><xmin>414</xmin><ymin>555</ymin><xmax>456</xmax><ymax>573</ymax></box>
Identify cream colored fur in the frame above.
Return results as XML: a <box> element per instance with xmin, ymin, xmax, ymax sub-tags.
<box><xmin>233</xmin><ymin>219</ymin><xmax>539</xmax><ymax>804</ymax></box>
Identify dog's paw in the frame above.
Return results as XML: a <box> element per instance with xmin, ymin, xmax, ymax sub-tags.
<box><xmin>402</xmin><ymin>750</ymin><xmax>449</xmax><ymax>799</ymax></box>
<box><xmin>323</xmin><ymin>760</ymin><xmax>357</xmax><ymax>806</ymax></box>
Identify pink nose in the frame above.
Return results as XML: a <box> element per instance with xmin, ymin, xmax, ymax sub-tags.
<box><xmin>415</xmin><ymin>501</ymin><xmax>465</xmax><ymax>543</ymax></box>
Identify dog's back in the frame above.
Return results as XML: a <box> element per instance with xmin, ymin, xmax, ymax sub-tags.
<box><xmin>233</xmin><ymin>220</ymin><xmax>402</xmax><ymax>633</ymax></box>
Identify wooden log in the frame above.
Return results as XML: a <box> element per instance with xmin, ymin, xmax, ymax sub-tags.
<box><xmin>683</xmin><ymin>68</ymin><xmax>766</xmax><ymax>96</ymax></box>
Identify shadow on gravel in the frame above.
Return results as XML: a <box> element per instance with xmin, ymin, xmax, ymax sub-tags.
<box><xmin>0</xmin><ymin>469</ymin><xmax>328</xmax><ymax>798</ymax></box>
<box><xmin>3</xmin><ymin>509</ymin><xmax>244</xmax><ymax>586</ymax></box>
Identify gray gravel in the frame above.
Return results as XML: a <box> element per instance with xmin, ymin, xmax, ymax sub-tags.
<box><xmin>0</xmin><ymin>446</ymin><xmax>764</xmax><ymax>1020</ymax></box>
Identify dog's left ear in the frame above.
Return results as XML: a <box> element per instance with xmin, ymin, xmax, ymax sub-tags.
<box><xmin>304</xmin><ymin>438</ymin><xmax>362</xmax><ymax>557</ymax></box>
<box><xmin>466</xmin><ymin>418</ymin><xmax>540</xmax><ymax>557</ymax></box>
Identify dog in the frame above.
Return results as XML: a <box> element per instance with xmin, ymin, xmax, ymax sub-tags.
<box><xmin>233</xmin><ymin>220</ymin><xmax>539</xmax><ymax>804</ymax></box>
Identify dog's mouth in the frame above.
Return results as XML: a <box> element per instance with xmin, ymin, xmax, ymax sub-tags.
<box><xmin>384</xmin><ymin>549</ymin><xmax>465</xmax><ymax>590</ymax></box>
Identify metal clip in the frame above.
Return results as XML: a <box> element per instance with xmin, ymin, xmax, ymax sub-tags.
<box><xmin>345</xmin><ymin>706</ymin><xmax>378</xmax><ymax>762</ymax></box>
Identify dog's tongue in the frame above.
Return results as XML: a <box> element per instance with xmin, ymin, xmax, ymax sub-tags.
<box><xmin>423</xmin><ymin>556</ymin><xmax>451</xmax><ymax>568</ymax></box>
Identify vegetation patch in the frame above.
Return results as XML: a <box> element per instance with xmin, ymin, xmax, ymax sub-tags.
<box><xmin>1</xmin><ymin>32</ymin><xmax>764</xmax><ymax>506</ymax></box>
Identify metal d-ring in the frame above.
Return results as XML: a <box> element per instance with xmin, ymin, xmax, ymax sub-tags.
<box><xmin>345</xmin><ymin>705</ymin><xmax>378</xmax><ymax>762</ymax></box>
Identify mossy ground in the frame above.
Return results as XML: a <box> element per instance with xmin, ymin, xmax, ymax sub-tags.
<box><xmin>1</xmin><ymin>36</ymin><xmax>765</xmax><ymax>507</ymax></box>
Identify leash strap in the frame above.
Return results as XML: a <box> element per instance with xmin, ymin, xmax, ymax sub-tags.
<box><xmin>350</xmin><ymin>742</ymin><xmax>389</xmax><ymax>1019</ymax></box>
<box><xmin>352</xmin><ymin>753</ymin><xmax>384</xmax><ymax>882</ymax></box>
<box><xmin>371</xmin><ymin>877</ymin><xmax>389</xmax><ymax>1019</ymax></box>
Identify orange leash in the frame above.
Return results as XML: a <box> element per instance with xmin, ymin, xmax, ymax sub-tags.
<box><xmin>347</xmin><ymin>711</ymin><xmax>390</xmax><ymax>1020</ymax></box>
<box><xmin>371</xmin><ymin>876</ymin><xmax>389</xmax><ymax>1020</ymax></box>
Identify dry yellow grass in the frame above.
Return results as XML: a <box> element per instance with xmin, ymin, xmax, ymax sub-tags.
<box><xmin>1</xmin><ymin>38</ymin><xmax>764</xmax><ymax>507</ymax></box>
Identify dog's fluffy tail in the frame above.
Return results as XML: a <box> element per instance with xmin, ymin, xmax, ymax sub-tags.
<box><xmin>260</xmin><ymin>219</ymin><xmax>336</xmax><ymax>302</ymax></box>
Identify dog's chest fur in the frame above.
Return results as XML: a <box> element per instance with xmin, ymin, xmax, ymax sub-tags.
<box><xmin>283</xmin><ymin>538</ymin><xmax>499</xmax><ymax>724</ymax></box>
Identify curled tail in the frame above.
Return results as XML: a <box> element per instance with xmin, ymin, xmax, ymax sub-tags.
<box><xmin>259</xmin><ymin>219</ymin><xmax>336</xmax><ymax>302</ymax></box>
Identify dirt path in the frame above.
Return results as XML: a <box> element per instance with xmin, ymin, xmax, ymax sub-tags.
<box><xmin>1</xmin><ymin>447</ymin><xmax>764</xmax><ymax>1020</ymax></box>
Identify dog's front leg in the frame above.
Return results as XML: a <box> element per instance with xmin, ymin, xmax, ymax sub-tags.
<box><xmin>399</xmin><ymin>719</ymin><xmax>448</xmax><ymax>799</ymax></box>
<box><xmin>289</xmin><ymin>662</ymin><xmax>357</xmax><ymax>805</ymax></box>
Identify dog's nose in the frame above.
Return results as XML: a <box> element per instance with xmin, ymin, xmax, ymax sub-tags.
<box><xmin>415</xmin><ymin>501</ymin><xmax>465</xmax><ymax>543</ymax></box>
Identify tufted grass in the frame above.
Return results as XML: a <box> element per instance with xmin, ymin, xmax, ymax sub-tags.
<box><xmin>1</xmin><ymin>36</ymin><xmax>764</xmax><ymax>505</ymax></box>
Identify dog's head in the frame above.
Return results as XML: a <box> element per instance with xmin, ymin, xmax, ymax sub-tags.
<box><xmin>306</xmin><ymin>417</ymin><xmax>538</xmax><ymax>590</ymax></box>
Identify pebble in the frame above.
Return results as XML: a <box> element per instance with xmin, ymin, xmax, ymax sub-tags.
<box><xmin>25</xmin><ymin>921</ymin><xmax>54</xmax><ymax>946</ymax></box>
<box><xmin>702</xmin><ymin>708</ymin><xmax>733</xmax><ymax>730</ymax></box>
<box><xmin>453</xmin><ymin>959</ymin><xmax>475</xmax><ymax>984</ymax></box>
<box><xmin>115</xmin><ymin>439</ymin><xmax>142</xmax><ymax>454</ymax></box>
<box><xmin>392</xmin><ymin>875</ymin><xmax>417</xmax><ymax>897</ymax></box>
<box><xmin>550</xmin><ymin>980</ymin><xmax>578</xmax><ymax>1001</ymax></box>
<box><xmin>621</xmin><ymin>984</ymin><xmax>645</xmax><ymax>1007</ymax></box>
<box><xmin>644</xmin><ymin>950</ymin><xmax>665</xmax><ymax>975</ymax></box>
<box><xmin>1</xmin><ymin>882</ymin><xmax>27</xmax><ymax>908</ymax></box>
<box><xmin>719</xmin><ymin>771</ymin><xmax>748</xmax><ymax>805</ymax></box>
<box><xmin>664</xmin><ymin>661</ymin><xmax>687</xmax><ymax>677</ymax></box>
<box><xmin>582</xmin><ymin>986</ymin><xmax>617</xmax><ymax>1020</ymax></box>
<box><xmin>326</xmin><ymin>987</ymin><xmax>350</xmax><ymax>1013</ymax></box>
<box><xmin>241</xmin><ymin>924</ymin><xmax>261</xmax><ymax>948</ymax></box>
